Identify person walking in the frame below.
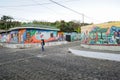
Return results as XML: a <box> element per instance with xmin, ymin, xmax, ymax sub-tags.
<box><xmin>41</xmin><ymin>39</ymin><xmax>45</xmax><ymax>51</ymax></box>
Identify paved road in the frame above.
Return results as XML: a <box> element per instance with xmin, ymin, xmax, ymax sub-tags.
<box><xmin>0</xmin><ymin>41</ymin><xmax>120</xmax><ymax>80</ymax></box>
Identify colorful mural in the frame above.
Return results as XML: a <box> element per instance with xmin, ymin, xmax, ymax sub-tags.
<box><xmin>64</xmin><ymin>32</ymin><xmax>81</xmax><ymax>41</ymax></box>
<box><xmin>0</xmin><ymin>27</ymin><xmax>59</xmax><ymax>44</ymax></box>
<box><xmin>24</xmin><ymin>30</ymin><xmax>58</xmax><ymax>43</ymax></box>
<box><xmin>81</xmin><ymin>26</ymin><xmax>120</xmax><ymax>45</ymax></box>
<box><xmin>0</xmin><ymin>28</ymin><xmax>81</xmax><ymax>44</ymax></box>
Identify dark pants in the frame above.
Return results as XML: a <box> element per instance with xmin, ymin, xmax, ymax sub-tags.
<box><xmin>42</xmin><ymin>45</ymin><xmax>44</xmax><ymax>51</ymax></box>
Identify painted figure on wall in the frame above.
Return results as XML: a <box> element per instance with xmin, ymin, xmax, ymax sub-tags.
<box><xmin>10</xmin><ymin>33</ymin><xmax>18</xmax><ymax>43</ymax></box>
<box><xmin>25</xmin><ymin>32</ymin><xmax>31</xmax><ymax>43</ymax></box>
<box><xmin>24</xmin><ymin>30</ymin><xmax>58</xmax><ymax>43</ymax></box>
<box><xmin>18</xmin><ymin>29</ymin><xmax>26</xmax><ymax>43</ymax></box>
<box><xmin>58</xmin><ymin>32</ymin><xmax>64</xmax><ymax>41</ymax></box>
<box><xmin>1</xmin><ymin>34</ymin><xmax>7</xmax><ymax>42</ymax></box>
<box><xmin>0</xmin><ymin>28</ymin><xmax>59</xmax><ymax>44</ymax></box>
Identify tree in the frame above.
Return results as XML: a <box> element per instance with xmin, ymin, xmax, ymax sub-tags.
<box><xmin>1</xmin><ymin>15</ymin><xmax>13</xmax><ymax>21</ymax></box>
<box><xmin>0</xmin><ymin>15</ymin><xmax>21</xmax><ymax>29</ymax></box>
<box><xmin>68</xmin><ymin>21</ymin><xmax>81</xmax><ymax>33</ymax></box>
<box><xmin>21</xmin><ymin>20</ymin><xmax>89</xmax><ymax>33</ymax></box>
<box><xmin>0</xmin><ymin>15</ymin><xmax>13</xmax><ymax>30</ymax></box>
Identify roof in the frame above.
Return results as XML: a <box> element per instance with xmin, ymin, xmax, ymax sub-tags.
<box><xmin>9</xmin><ymin>26</ymin><xmax>59</xmax><ymax>31</ymax></box>
<box><xmin>21</xmin><ymin>23</ymin><xmax>59</xmax><ymax>31</ymax></box>
<box><xmin>0</xmin><ymin>30</ymin><xmax>6</xmax><ymax>33</ymax></box>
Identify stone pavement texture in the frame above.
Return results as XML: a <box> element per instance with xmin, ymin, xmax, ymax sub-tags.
<box><xmin>0</xmin><ymin>41</ymin><xmax>120</xmax><ymax>80</ymax></box>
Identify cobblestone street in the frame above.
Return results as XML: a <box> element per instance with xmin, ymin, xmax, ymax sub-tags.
<box><xmin>0</xmin><ymin>41</ymin><xmax>120</xmax><ymax>80</ymax></box>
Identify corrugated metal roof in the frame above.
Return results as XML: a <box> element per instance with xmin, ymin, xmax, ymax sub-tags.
<box><xmin>0</xmin><ymin>30</ymin><xmax>6</xmax><ymax>33</ymax></box>
<box><xmin>9</xmin><ymin>26</ymin><xmax>59</xmax><ymax>31</ymax></box>
<box><xmin>21</xmin><ymin>24</ymin><xmax>59</xmax><ymax>30</ymax></box>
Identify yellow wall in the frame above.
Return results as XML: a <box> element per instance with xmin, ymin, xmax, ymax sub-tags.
<box><xmin>81</xmin><ymin>21</ymin><xmax>120</xmax><ymax>33</ymax></box>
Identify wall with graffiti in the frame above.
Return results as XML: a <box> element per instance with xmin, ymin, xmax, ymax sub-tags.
<box><xmin>64</xmin><ymin>32</ymin><xmax>81</xmax><ymax>42</ymax></box>
<box><xmin>0</xmin><ymin>28</ymin><xmax>59</xmax><ymax>44</ymax></box>
<box><xmin>81</xmin><ymin>26</ymin><xmax>120</xmax><ymax>45</ymax></box>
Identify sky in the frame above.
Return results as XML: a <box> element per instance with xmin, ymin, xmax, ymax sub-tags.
<box><xmin>0</xmin><ymin>0</ymin><xmax>120</xmax><ymax>24</ymax></box>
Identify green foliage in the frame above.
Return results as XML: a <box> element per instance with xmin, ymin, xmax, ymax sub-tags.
<box><xmin>0</xmin><ymin>15</ymin><xmax>21</xmax><ymax>30</ymax></box>
<box><xmin>0</xmin><ymin>15</ymin><xmax>90</xmax><ymax>32</ymax></box>
<box><xmin>30</xmin><ymin>20</ymin><xmax>85</xmax><ymax>33</ymax></box>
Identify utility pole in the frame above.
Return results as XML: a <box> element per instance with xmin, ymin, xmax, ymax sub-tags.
<box><xmin>49</xmin><ymin>0</ymin><xmax>84</xmax><ymax>33</ymax></box>
<box><xmin>82</xmin><ymin>14</ymin><xmax>84</xmax><ymax>26</ymax></box>
<box><xmin>79</xmin><ymin>14</ymin><xmax>84</xmax><ymax>33</ymax></box>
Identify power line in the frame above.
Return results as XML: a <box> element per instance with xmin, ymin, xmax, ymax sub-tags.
<box><xmin>49</xmin><ymin>0</ymin><xmax>101</xmax><ymax>24</ymax></box>
<box><xmin>0</xmin><ymin>0</ymin><xmax>99</xmax><ymax>23</ymax></box>
<box><xmin>0</xmin><ymin>0</ymin><xmax>76</xmax><ymax>8</ymax></box>
<box><xmin>49</xmin><ymin>0</ymin><xmax>84</xmax><ymax>25</ymax></box>
<box><xmin>0</xmin><ymin>0</ymin><xmax>85</xmax><ymax>22</ymax></box>
<box><xmin>50</xmin><ymin>0</ymin><xmax>83</xmax><ymax>15</ymax></box>
<box><xmin>0</xmin><ymin>1</ymin><xmax>61</xmax><ymax>22</ymax></box>
<box><xmin>31</xmin><ymin>0</ymin><xmax>66</xmax><ymax>18</ymax></box>
<box><xmin>0</xmin><ymin>3</ymin><xmax>51</xmax><ymax>8</ymax></box>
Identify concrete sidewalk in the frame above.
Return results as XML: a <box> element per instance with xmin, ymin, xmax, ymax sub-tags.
<box><xmin>69</xmin><ymin>47</ymin><xmax>120</xmax><ymax>62</ymax></box>
<box><xmin>0</xmin><ymin>41</ymin><xmax>67</xmax><ymax>48</ymax></box>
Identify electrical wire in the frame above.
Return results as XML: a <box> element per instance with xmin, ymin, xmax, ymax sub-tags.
<box><xmin>49</xmin><ymin>0</ymin><xmax>101</xmax><ymax>23</ymax></box>
<box><xmin>0</xmin><ymin>3</ymin><xmax>51</xmax><ymax>8</ymax></box>
<box><xmin>0</xmin><ymin>0</ymin><xmax>76</xmax><ymax>8</ymax></box>
<box><xmin>49</xmin><ymin>0</ymin><xmax>83</xmax><ymax>15</ymax></box>
<box><xmin>0</xmin><ymin>0</ymin><xmax>100</xmax><ymax>23</ymax></box>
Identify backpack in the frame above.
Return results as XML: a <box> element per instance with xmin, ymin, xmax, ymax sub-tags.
<box><xmin>43</xmin><ymin>42</ymin><xmax>45</xmax><ymax>45</ymax></box>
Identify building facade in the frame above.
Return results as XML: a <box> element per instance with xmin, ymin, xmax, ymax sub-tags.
<box><xmin>81</xmin><ymin>23</ymin><xmax>120</xmax><ymax>45</ymax></box>
<box><xmin>0</xmin><ymin>27</ymin><xmax>59</xmax><ymax>44</ymax></box>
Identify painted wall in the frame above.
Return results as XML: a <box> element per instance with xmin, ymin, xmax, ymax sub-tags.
<box><xmin>64</xmin><ymin>32</ymin><xmax>81</xmax><ymax>41</ymax></box>
<box><xmin>81</xmin><ymin>26</ymin><xmax>120</xmax><ymax>45</ymax></box>
<box><xmin>0</xmin><ymin>28</ymin><xmax>58</xmax><ymax>43</ymax></box>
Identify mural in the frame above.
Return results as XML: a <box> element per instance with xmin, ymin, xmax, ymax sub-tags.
<box><xmin>81</xmin><ymin>26</ymin><xmax>120</xmax><ymax>45</ymax></box>
<box><xmin>24</xmin><ymin>29</ymin><xmax>58</xmax><ymax>43</ymax></box>
<box><xmin>58</xmin><ymin>32</ymin><xmax>65</xmax><ymax>41</ymax></box>
<box><xmin>0</xmin><ymin>28</ymin><xmax>59</xmax><ymax>44</ymax></box>
<box><xmin>64</xmin><ymin>32</ymin><xmax>81</xmax><ymax>41</ymax></box>
<box><xmin>0</xmin><ymin>33</ymin><xmax>7</xmax><ymax>42</ymax></box>
<box><xmin>0</xmin><ymin>28</ymin><xmax>81</xmax><ymax>44</ymax></box>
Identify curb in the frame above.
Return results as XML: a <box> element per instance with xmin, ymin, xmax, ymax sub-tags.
<box><xmin>68</xmin><ymin>48</ymin><xmax>120</xmax><ymax>62</ymax></box>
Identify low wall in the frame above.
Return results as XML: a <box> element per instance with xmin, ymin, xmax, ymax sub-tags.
<box><xmin>0</xmin><ymin>41</ymin><xmax>67</xmax><ymax>49</ymax></box>
<box><xmin>81</xmin><ymin>44</ymin><xmax>120</xmax><ymax>51</ymax></box>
